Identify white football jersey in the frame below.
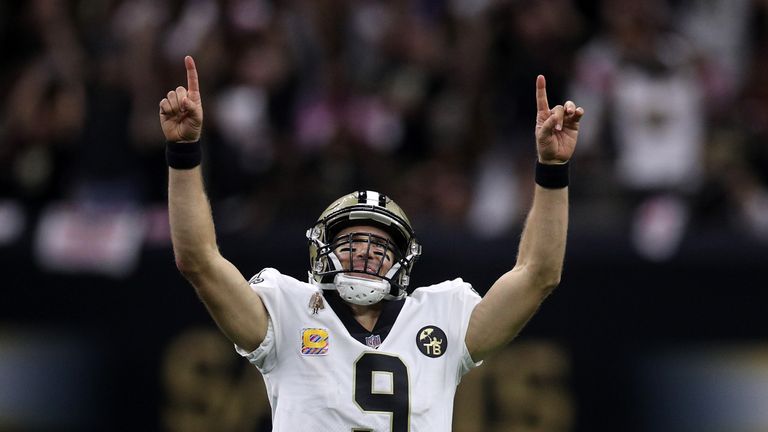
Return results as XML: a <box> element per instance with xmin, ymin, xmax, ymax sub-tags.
<box><xmin>235</xmin><ymin>268</ymin><xmax>483</xmax><ymax>432</ymax></box>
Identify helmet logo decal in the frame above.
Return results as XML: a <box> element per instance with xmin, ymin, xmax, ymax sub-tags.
<box><xmin>416</xmin><ymin>326</ymin><xmax>447</xmax><ymax>358</ymax></box>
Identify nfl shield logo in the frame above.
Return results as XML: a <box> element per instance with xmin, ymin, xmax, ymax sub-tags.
<box><xmin>365</xmin><ymin>334</ymin><xmax>382</xmax><ymax>349</ymax></box>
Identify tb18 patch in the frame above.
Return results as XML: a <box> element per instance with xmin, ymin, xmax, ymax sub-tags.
<box><xmin>301</xmin><ymin>328</ymin><xmax>329</xmax><ymax>355</ymax></box>
<box><xmin>416</xmin><ymin>325</ymin><xmax>447</xmax><ymax>358</ymax></box>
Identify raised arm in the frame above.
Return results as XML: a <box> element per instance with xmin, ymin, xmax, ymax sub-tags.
<box><xmin>161</xmin><ymin>56</ymin><xmax>268</xmax><ymax>351</ymax></box>
<box><xmin>466</xmin><ymin>75</ymin><xmax>583</xmax><ymax>361</ymax></box>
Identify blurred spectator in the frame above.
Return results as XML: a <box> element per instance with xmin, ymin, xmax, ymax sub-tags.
<box><xmin>711</xmin><ymin>0</ymin><xmax>768</xmax><ymax>241</ymax></box>
<box><xmin>676</xmin><ymin>0</ymin><xmax>752</xmax><ymax>112</ymax></box>
<box><xmin>675</xmin><ymin>0</ymin><xmax>768</xmax><ymax>243</ymax></box>
<box><xmin>1</xmin><ymin>1</ymin><xmax>85</xmax><ymax>214</ymax></box>
<box><xmin>468</xmin><ymin>0</ymin><xmax>586</xmax><ymax>237</ymax></box>
<box><xmin>2</xmin><ymin>0</ymin><xmax>768</xmax><ymax>274</ymax></box>
<box><xmin>570</xmin><ymin>0</ymin><xmax>709</xmax><ymax>259</ymax></box>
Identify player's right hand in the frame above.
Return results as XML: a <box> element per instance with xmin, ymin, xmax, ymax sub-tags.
<box><xmin>159</xmin><ymin>56</ymin><xmax>203</xmax><ymax>143</ymax></box>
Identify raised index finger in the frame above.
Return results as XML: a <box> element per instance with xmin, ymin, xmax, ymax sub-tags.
<box><xmin>185</xmin><ymin>55</ymin><xmax>199</xmax><ymax>93</ymax></box>
<box><xmin>536</xmin><ymin>74</ymin><xmax>549</xmax><ymax>113</ymax></box>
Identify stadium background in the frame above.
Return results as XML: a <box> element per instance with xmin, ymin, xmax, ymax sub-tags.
<box><xmin>2</xmin><ymin>0</ymin><xmax>768</xmax><ymax>431</ymax></box>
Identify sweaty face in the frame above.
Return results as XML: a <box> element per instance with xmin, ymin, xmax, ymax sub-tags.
<box><xmin>333</xmin><ymin>226</ymin><xmax>396</xmax><ymax>280</ymax></box>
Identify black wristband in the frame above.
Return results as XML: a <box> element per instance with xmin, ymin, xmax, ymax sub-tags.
<box><xmin>535</xmin><ymin>160</ymin><xmax>569</xmax><ymax>189</ymax></box>
<box><xmin>166</xmin><ymin>141</ymin><xmax>202</xmax><ymax>169</ymax></box>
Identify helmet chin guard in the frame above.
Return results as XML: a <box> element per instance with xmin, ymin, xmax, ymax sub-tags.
<box><xmin>307</xmin><ymin>191</ymin><xmax>421</xmax><ymax>304</ymax></box>
<box><xmin>334</xmin><ymin>274</ymin><xmax>393</xmax><ymax>305</ymax></box>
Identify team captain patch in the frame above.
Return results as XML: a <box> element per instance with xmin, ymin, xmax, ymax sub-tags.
<box><xmin>301</xmin><ymin>328</ymin><xmax>329</xmax><ymax>355</ymax></box>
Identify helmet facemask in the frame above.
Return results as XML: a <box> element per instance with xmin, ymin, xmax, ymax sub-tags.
<box><xmin>328</xmin><ymin>231</ymin><xmax>399</xmax><ymax>281</ymax></box>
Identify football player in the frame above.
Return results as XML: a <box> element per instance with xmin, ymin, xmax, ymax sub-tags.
<box><xmin>161</xmin><ymin>55</ymin><xmax>582</xmax><ymax>431</ymax></box>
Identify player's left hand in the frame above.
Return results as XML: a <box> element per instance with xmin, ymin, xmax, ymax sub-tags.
<box><xmin>534</xmin><ymin>75</ymin><xmax>583</xmax><ymax>164</ymax></box>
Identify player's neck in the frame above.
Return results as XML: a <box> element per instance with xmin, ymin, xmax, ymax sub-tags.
<box><xmin>346</xmin><ymin>302</ymin><xmax>383</xmax><ymax>332</ymax></box>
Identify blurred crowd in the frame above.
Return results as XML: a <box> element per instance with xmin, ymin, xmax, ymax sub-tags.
<box><xmin>2</xmin><ymin>0</ymin><xmax>768</xmax><ymax>267</ymax></box>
